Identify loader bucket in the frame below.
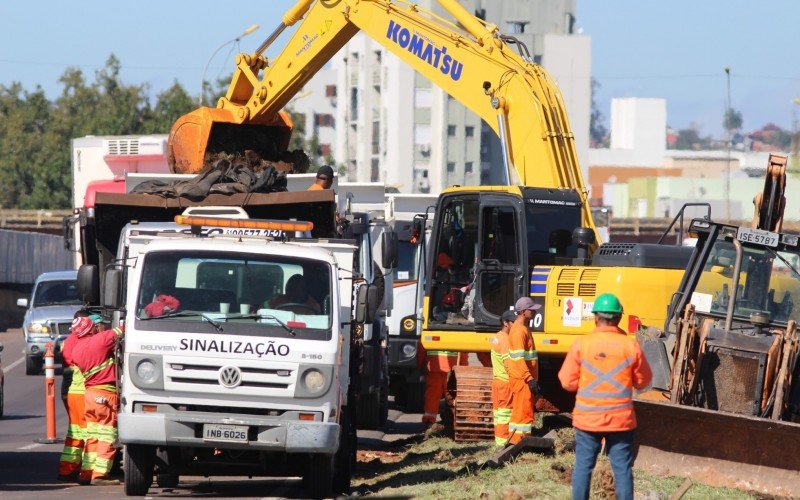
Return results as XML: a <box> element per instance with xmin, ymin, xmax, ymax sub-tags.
<box><xmin>167</xmin><ymin>106</ymin><xmax>294</xmax><ymax>174</ymax></box>
<box><xmin>633</xmin><ymin>398</ymin><xmax>800</xmax><ymax>497</ymax></box>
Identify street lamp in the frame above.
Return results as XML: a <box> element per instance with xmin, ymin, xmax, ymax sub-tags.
<box><xmin>200</xmin><ymin>24</ymin><xmax>260</xmax><ymax>106</ymax></box>
<box><xmin>724</xmin><ymin>66</ymin><xmax>731</xmax><ymax>222</ymax></box>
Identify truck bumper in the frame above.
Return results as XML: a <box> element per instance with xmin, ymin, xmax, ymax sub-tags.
<box><xmin>119</xmin><ymin>411</ymin><xmax>339</xmax><ymax>455</ymax></box>
<box><xmin>25</xmin><ymin>340</ymin><xmax>65</xmax><ymax>361</ymax></box>
<box><xmin>388</xmin><ymin>336</ymin><xmax>421</xmax><ymax>383</ymax></box>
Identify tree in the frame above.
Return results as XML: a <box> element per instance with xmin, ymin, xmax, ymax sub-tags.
<box><xmin>142</xmin><ymin>82</ymin><xmax>196</xmax><ymax>134</ymax></box>
<box><xmin>589</xmin><ymin>78</ymin><xmax>608</xmax><ymax>147</ymax></box>
<box><xmin>673</xmin><ymin>125</ymin><xmax>712</xmax><ymax>150</ymax></box>
<box><xmin>723</xmin><ymin>107</ymin><xmax>743</xmax><ymax>134</ymax></box>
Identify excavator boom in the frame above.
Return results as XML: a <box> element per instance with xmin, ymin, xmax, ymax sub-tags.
<box><xmin>167</xmin><ymin>0</ymin><xmax>595</xmax><ymax>234</ymax></box>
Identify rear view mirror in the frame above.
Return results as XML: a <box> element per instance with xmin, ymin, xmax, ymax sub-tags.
<box><xmin>16</xmin><ymin>298</ymin><xmax>28</xmax><ymax>308</ymax></box>
<box><xmin>77</xmin><ymin>265</ymin><xmax>99</xmax><ymax>305</ymax></box>
<box><xmin>355</xmin><ymin>284</ymin><xmax>379</xmax><ymax>324</ymax></box>
<box><xmin>381</xmin><ymin>232</ymin><xmax>398</xmax><ymax>269</ymax></box>
<box><xmin>103</xmin><ymin>269</ymin><xmax>123</xmax><ymax>309</ymax></box>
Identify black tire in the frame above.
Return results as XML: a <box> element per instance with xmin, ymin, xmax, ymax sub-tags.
<box><xmin>404</xmin><ymin>381</ymin><xmax>425</xmax><ymax>413</ymax></box>
<box><xmin>124</xmin><ymin>444</ymin><xmax>154</xmax><ymax>496</ymax></box>
<box><xmin>357</xmin><ymin>391</ymin><xmax>380</xmax><ymax>430</ymax></box>
<box><xmin>25</xmin><ymin>356</ymin><xmax>42</xmax><ymax>376</ymax></box>
<box><xmin>305</xmin><ymin>453</ymin><xmax>334</xmax><ymax>499</ymax></box>
<box><xmin>333</xmin><ymin>408</ymin><xmax>355</xmax><ymax>494</ymax></box>
<box><xmin>379</xmin><ymin>372</ymin><xmax>389</xmax><ymax>427</ymax></box>
<box><xmin>156</xmin><ymin>473</ymin><xmax>179</xmax><ymax>488</ymax></box>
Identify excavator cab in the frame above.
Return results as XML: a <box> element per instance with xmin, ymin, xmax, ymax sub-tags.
<box><xmin>426</xmin><ymin>186</ymin><xmax>587</xmax><ymax>331</ymax></box>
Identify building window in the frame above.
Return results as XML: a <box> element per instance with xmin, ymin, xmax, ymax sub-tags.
<box><xmin>447</xmin><ymin>125</ymin><xmax>457</xmax><ymax>137</ymax></box>
<box><xmin>447</xmin><ymin>162</ymin><xmax>456</xmax><ymax>173</ymax></box>
<box><xmin>414</xmin><ymin>88</ymin><xmax>432</xmax><ymax>108</ymax></box>
<box><xmin>325</xmin><ymin>85</ymin><xmax>337</xmax><ymax>98</ymax></box>
<box><xmin>507</xmin><ymin>21</ymin><xmax>528</xmax><ymax>34</ymax></box>
<box><xmin>465</xmin><ymin>126</ymin><xmax>475</xmax><ymax>138</ymax></box>
<box><xmin>414</xmin><ymin>125</ymin><xmax>431</xmax><ymax>145</ymax></box>
<box><xmin>350</xmin><ymin>88</ymin><xmax>359</xmax><ymax>122</ymax></box>
<box><xmin>315</xmin><ymin>113</ymin><xmax>334</xmax><ymax>127</ymax></box>
<box><xmin>372</xmin><ymin>121</ymin><xmax>380</xmax><ymax>155</ymax></box>
<box><xmin>465</xmin><ymin>162</ymin><xmax>474</xmax><ymax>174</ymax></box>
<box><xmin>371</xmin><ymin>158</ymin><xmax>380</xmax><ymax>182</ymax></box>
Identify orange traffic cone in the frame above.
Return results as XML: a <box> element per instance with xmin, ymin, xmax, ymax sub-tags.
<box><xmin>36</xmin><ymin>343</ymin><xmax>62</xmax><ymax>444</ymax></box>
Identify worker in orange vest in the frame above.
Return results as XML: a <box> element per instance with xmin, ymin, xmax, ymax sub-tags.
<box><xmin>507</xmin><ymin>297</ymin><xmax>540</xmax><ymax>444</ymax></box>
<box><xmin>417</xmin><ymin>342</ymin><xmax>468</xmax><ymax>426</ymax></box>
<box><xmin>558</xmin><ymin>293</ymin><xmax>652</xmax><ymax>500</ymax></box>
<box><xmin>307</xmin><ymin>165</ymin><xmax>334</xmax><ymax>190</ymax></box>
<box><xmin>490</xmin><ymin>310</ymin><xmax>517</xmax><ymax>446</ymax></box>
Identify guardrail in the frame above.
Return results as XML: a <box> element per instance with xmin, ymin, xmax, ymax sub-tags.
<box><xmin>0</xmin><ymin>209</ymin><xmax>72</xmax><ymax>229</ymax></box>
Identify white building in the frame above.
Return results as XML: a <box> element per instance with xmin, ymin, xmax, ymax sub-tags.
<box><xmin>329</xmin><ymin>0</ymin><xmax>590</xmax><ymax>193</ymax></box>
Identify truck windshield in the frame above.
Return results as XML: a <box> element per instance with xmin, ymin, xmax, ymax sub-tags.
<box><xmin>394</xmin><ymin>241</ymin><xmax>418</xmax><ymax>281</ymax></box>
<box><xmin>135</xmin><ymin>251</ymin><xmax>332</xmax><ymax>337</ymax></box>
<box><xmin>693</xmin><ymin>239</ymin><xmax>800</xmax><ymax>325</ymax></box>
<box><xmin>34</xmin><ymin>280</ymin><xmax>81</xmax><ymax>307</ymax></box>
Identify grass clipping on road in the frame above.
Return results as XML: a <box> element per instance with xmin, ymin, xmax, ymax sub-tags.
<box><xmin>353</xmin><ymin>423</ymin><xmax>755</xmax><ymax>499</ymax></box>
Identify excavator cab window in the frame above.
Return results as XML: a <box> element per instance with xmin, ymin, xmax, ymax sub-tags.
<box><xmin>429</xmin><ymin>197</ymin><xmax>478</xmax><ymax>324</ymax></box>
<box><xmin>474</xmin><ymin>203</ymin><xmax>521</xmax><ymax>321</ymax></box>
<box><xmin>524</xmin><ymin>203</ymin><xmax>581</xmax><ymax>265</ymax></box>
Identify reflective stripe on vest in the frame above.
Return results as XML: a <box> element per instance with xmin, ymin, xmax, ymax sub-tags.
<box><xmin>575</xmin><ymin>357</ymin><xmax>634</xmax><ymax>412</ymax></box>
<box><xmin>82</xmin><ymin>357</ymin><xmax>114</xmax><ymax>379</ymax></box>
<box><xmin>508</xmin><ymin>349</ymin><xmax>537</xmax><ymax>361</ymax></box>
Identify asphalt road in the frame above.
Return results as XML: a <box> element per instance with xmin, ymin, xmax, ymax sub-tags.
<box><xmin>0</xmin><ymin>328</ymin><xmax>423</xmax><ymax>498</ymax></box>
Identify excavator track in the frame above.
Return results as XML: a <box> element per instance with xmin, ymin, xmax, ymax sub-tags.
<box><xmin>451</xmin><ymin>366</ymin><xmax>494</xmax><ymax>442</ymax></box>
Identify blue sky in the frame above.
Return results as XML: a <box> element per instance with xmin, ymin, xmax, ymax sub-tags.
<box><xmin>1</xmin><ymin>1</ymin><xmax>798</xmax><ymax>138</ymax></box>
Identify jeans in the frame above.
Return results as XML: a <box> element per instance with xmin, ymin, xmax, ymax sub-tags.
<box><xmin>572</xmin><ymin>428</ymin><xmax>634</xmax><ymax>500</ymax></box>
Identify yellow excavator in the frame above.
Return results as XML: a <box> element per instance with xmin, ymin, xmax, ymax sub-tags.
<box><xmin>167</xmin><ymin>0</ymin><xmax>691</xmax><ymax>438</ymax></box>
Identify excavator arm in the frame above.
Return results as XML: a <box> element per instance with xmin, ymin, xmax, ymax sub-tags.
<box><xmin>752</xmin><ymin>153</ymin><xmax>787</xmax><ymax>232</ymax></box>
<box><xmin>168</xmin><ymin>0</ymin><xmax>596</xmax><ymax>234</ymax></box>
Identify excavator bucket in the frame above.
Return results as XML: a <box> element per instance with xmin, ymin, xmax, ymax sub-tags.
<box><xmin>634</xmin><ymin>396</ymin><xmax>800</xmax><ymax>496</ymax></box>
<box><xmin>167</xmin><ymin>106</ymin><xmax>294</xmax><ymax>174</ymax></box>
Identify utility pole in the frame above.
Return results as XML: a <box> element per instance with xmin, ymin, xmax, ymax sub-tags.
<box><xmin>724</xmin><ymin>67</ymin><xmax>732</xmax><ymax>223</ymax></box>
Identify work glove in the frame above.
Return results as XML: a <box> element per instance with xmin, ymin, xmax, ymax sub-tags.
<box><xmin>94</xmin><ymin>396</ymin><xmax>109</xmax><ymax>405</ymax></box>
<box><xmin>528</xmin><ymin>379</ymin><xmax>541</xmax><ymax>398</ymax></box>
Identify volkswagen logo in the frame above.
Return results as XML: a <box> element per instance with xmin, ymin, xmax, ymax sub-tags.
<box><xmin>218</xmin><ymin>366</ymin><xmax>242</xmax><ymax>389</ymax></box>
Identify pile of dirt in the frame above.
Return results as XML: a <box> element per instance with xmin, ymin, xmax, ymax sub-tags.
<box><xmin>203</xmin><ymin>149</ymin><xmax>310</xmax><ymax>175</ymax></box>
<box><xmin>591</xmin><ymin>459</ymin><xmax>617</xmax><ymax>499</ymax></box>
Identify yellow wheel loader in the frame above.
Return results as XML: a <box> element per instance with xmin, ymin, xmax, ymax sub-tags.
<box><xmin>635</xmin><ymin>155</ymin><xmax>800</xmax><ymax>496</ymax></box>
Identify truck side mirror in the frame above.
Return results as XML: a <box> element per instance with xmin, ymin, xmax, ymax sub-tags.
<box><xmin>16</xmin><ymin>298</ymin><xmax>28</xmax><ymax>308</ymax></box>
<box><xmin>77</xmin><ymin>264</ymin><xmax>99</xmax><ymax>305</ymax></box>
<box><xmin>381</xmin><ymin>232</ymin><xmax>398</xmax><ymax>269</ymax></box>
<box><xmin>355</xmin><ymin>284</ymin><xmax>379</xmax><ymax>324</ymax></box>
<box><xmin>103</xmin><ymin>269</ymin><xmax>123</xmax><ymax>309</ymax></box>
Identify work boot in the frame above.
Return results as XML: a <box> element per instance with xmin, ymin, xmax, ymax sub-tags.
<box><xmin>56</xmin><ymin>471</ymin><xmax>79</xmax><ymax>482</ymax></box>
<box><xmin>90</xmin><ymin>477</ymin><xmax>121</xmax><ymax>486</ymax></box>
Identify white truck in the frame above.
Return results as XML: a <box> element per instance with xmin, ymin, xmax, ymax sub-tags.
<box><xmin>73</xmin><ymin>188</ymin><xmax>393</xmax><ymax>497</ymax></box>
<box><xmin>384</xmin><ymin>194</ymin><xmax>436</xmax><ymax>412</ymax></box>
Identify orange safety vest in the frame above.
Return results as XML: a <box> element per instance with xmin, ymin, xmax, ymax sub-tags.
<box><xmin>558</xmin><ymin>325</ymin><xmax>652</xmax><ymax>432</ymax></box>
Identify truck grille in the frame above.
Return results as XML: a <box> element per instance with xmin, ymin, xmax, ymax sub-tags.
<box><xmin>163</xmin><ymin>358</ymin><xmax>297</xmax><ymax>396</ymax></box>
<box><xmin>53</xmin><ymin>322</ymin><xmax>73</xmax><ymax>336</ymax></box>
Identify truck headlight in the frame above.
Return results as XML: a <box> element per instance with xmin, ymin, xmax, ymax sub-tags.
<box><xmin>28</xmin><ymin>323</ymin><xmax>49</xmax><ymax>335</ymax></box>
<box><xmin>303</xmin><ymin>369</ymin><xmax>325</xmax><ymax>393</ymax></box>
<box><xmin>129</xmin><ymin>354</ymin><xmax>164</xmax><ymax>390</ymax></box>
<box><xmin>402</xmin><ymin>343</ymin><xmax>417</xmax><ymax>358</ymax></box>
<box><xmin>137</xmin><ymin>360</ymin><xmax>158</xmax><ymax>384</ymax></box>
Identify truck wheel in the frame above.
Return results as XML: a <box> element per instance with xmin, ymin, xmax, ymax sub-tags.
<box><xmin>305</xmin><ymin>453</ymin><xmax>334</xmax><ymax>499</ymax></box>
<box><xmin>333</xmin><ymin>408</ymin><xmax>355</xmax><ymax>494</ymax></box>
<box><xmin>357</xmin><ymin>392</ymin><xmax>380</xmax><ymax>430</ymax></box>
<box><xmin>404</xmin><ymin>382</ymin><xmax>425</xmax><ymax>413</ymax></box>
<box><xmin>124</xmin><ymin>444</ymin><xmax>154</xmax><ymax>496</ymax></box>
<box><xmin>25</xmin><ymin>356</ymin><xmax>42</xmax><ymax>375</ymax></box>
<box><xmin>156</xmin><ymin>473</ymin><xmax>179</xmax><ymax>488</ymax></box>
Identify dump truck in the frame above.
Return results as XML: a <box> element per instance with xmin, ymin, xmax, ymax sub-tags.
<box><xmin>634</xmin><ymin>154</ymin><xmax>800</xmax><ymax>496</ymax></box>
<box><xmin>73</xmin><ymin>186</ymin><xmax>392</xmax><ymax>497</ymax></box>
